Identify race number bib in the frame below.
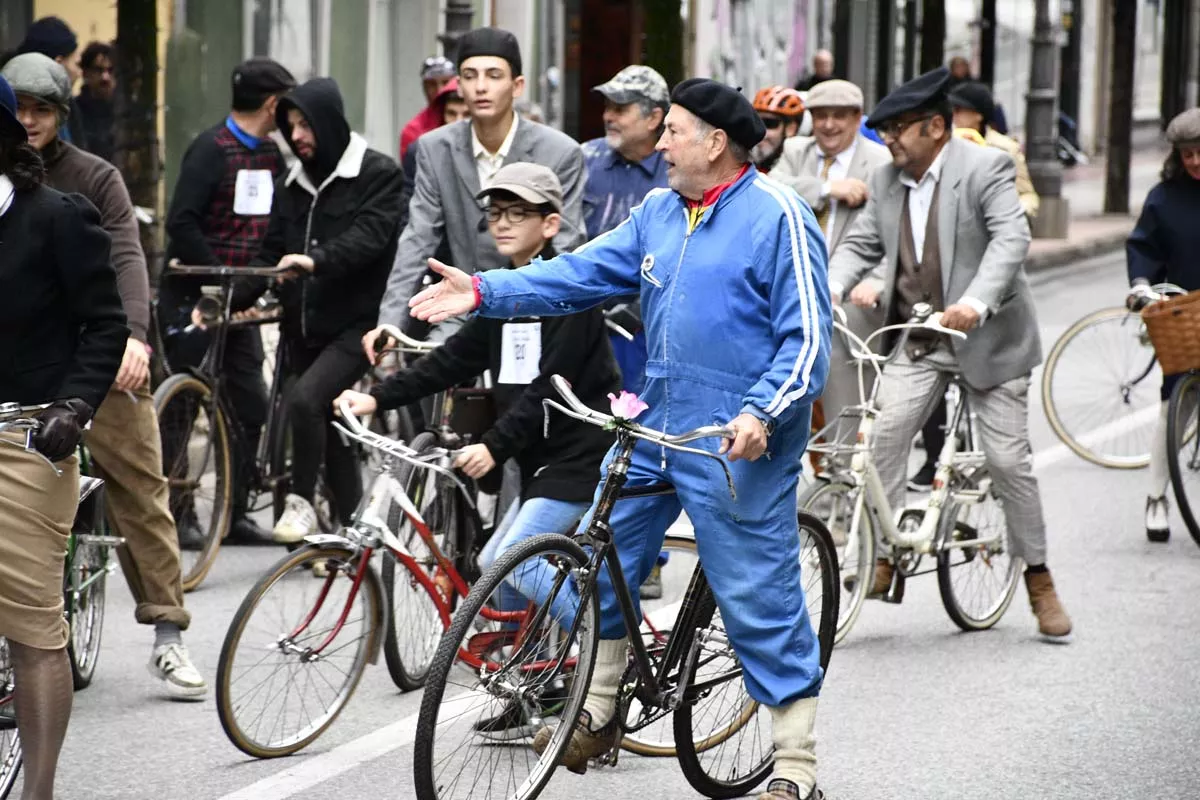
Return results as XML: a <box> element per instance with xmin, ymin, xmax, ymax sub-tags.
<box><xmin>233</xmin><ymin>169</ymin><xmax>274</xmax><ymax>216</ymax></box>
<box><xmin>498</xmin><ymin>322</ymin><xmax>542</xmax><ymax>385</ymax></box>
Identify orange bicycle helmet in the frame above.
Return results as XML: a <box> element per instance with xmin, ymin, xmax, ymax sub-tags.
<box><xmin>753</xmin><ymin>86</ymin><xmax>805</xmax><ymax>117</ymax></box>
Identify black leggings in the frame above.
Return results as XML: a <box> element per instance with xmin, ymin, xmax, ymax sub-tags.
<box><xmin>286</xmin><ymin>331</ymin><xmax>369</xmax><ymax>523</ymax></box>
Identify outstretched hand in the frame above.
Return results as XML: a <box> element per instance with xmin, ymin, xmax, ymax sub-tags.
<box><xmin>409</xmin><ymin>259</ymin><xmax>478</xmax><ymax>324</ymax></box>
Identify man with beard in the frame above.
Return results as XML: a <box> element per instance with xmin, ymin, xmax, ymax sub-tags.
<box><xmin>76</xmin><ymin>41</ymin><xmax>117</xmax><ymax>163</ymax></box>
<box><xmin>234</xmin><ymin>77</ymin><xmax>405</xmax><ymax>543</ymax></box>
<box><xmin>750</xmin><ymin>85</ymin><xmax>805</xmax><ymax>174</ymax></box>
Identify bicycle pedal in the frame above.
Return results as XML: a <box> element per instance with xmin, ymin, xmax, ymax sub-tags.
<box><xmin>881</xmin><ymin>570</ymin><xmax>906</xmax><ymax>604</ymax></box>
<box><xmin>592</xmin><ymin>746</ymin><xmax>621</xmax><ymax>768</ymax></box>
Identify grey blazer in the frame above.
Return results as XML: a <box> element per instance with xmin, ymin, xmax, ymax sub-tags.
<box><xmin>829</xmin><ymin>136</ymin><xmax>1038</xmax><ymax>390</ymax></box>
<box><xmin>378</xmin><ymin>117</ymin><xmax>586</xmax><ymax>328</ymax></box>
<box><xmin>772</xmin><ymin>133</ymin><xmax>892</xmax><ymax>253</ymax></box>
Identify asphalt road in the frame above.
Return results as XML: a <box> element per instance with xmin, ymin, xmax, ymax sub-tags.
<box><xmin>29</xmin><ymin>249</ymin><xmax>1200</xmax><ymax>800</ymax></box>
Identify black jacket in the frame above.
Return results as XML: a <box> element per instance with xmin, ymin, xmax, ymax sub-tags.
<box><xmin>242</xmin><ymin>78</ymin><xmax>405</xmax><ymax>344</ymax></box>
<box><xmin>0</xmin><ymin>185</ymin><xmax>128</xmax><ymax>410</ymax></box>
<box><xmin>1127</xmin><ymin>178</ymin><xmax>1200</xmax><ymax>292</ymax></box>
<box><xmin>370</xmin><ymin>248</ymin><xmax>620</xmax><ymax>502</ymax></box>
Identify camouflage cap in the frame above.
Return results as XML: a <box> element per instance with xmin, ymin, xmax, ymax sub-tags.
<box><xmin>593</xmin><ymin>65</ymin><xmax>670</xmax><ymax>110</ymax></box>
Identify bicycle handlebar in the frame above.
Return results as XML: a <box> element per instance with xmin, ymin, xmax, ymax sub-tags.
<box><xmin>543</xmin><ymin>375</ymin><xmax>739</xmax><ymax>499</ymax></box>
<box><xmin>1132</xmin><ymin>282</ymin><xmax>1187</xmax><ymax>302</ymax></box>
<box><xmin>166</xmin><ymin>262</ymin><xmax>297</xmax><ymax>279</ymax></box>
<box><xmin>375</xmin><ymin>323</ymin><xmax>439</xmax><ymax>356</ymax></box>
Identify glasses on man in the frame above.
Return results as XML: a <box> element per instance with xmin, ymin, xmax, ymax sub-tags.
<box><xmin>485</xmin><ymin>204</ymin><xmax>546</xmax><ymax>224</ymax></box>
<box><xmin>876</xmin><ymin>114</ymin><xmax>934</xmax><ymax>141</ymax></box>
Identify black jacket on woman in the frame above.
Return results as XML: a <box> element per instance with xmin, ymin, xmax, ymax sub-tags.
<box><xmin>0</xmin><ymin>185</ymin><xmax>127</xmax><ymax>409</ymax></box>
<box><xmin>370</xmin><ymin>247</ymin><xmax>620</xmax><ymax>503</ymax></box>
<box><xmin>1127</xmin><ymin>178</ymin><xmax>1200</xmax><ymax>291</ymax></box>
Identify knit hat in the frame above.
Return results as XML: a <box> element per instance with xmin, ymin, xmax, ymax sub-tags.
<box><xmin>670</xmin><ymin>78</ymin><xmax>766</xmax><ymax>150</ymax></box>
<box><xmin>1</xmin><ymin>52</ymin><xmax>72</xmax><ymax>117</ymax></box>
<box><xmin>0</xmin><ymin>76</ymin><xmax>25</xmax><ymax>143</ymax></box>
<box><xmin>455</xmin><ymin>27</ymin><xmax>522</xmax><ymax>78</ymax></box>
<box><xmin>17</xmin><ymin>16</ymin><xmax>78</xmax><ymax>60</ymax></box>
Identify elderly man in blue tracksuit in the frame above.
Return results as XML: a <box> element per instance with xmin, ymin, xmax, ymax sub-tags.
<box><xmin>410</xmin><ymin>78</ymin><xmax>832</xmax><ymax>800</ymax></box>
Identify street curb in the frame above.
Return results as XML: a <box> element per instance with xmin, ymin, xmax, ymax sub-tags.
<box><xmin>1026</xmin><ymin>225</ymin><xmax>1134</xmax><ymax>272</ymax></box>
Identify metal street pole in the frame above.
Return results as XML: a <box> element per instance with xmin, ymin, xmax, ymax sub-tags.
<box><xmin>441</xmin><ymin>0</ymin><xmax>475</xmax><ymax>60</ymax></box>
<box><xmin>1025</xmin><ymin>0</ymin><xmax>1068</xmax><ymax>238</ymax></box>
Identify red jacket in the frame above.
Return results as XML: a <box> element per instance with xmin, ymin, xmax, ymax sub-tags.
<box><xmin>398</xmin><ymin>78</ymin><xmax>460</xmax><ymax>160</ymax></box>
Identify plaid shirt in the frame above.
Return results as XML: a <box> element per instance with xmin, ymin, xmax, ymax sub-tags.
<box><xmin>205</xmin><ymin>125</ymin><xmax>285</xmax><ymax>266</ymax></box>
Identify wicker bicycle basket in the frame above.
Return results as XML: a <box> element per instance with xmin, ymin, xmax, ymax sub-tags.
<box><xmin>1142</xmin><ymin>290</ymin><xmax>1200</xmax><ymax>375</ymax></box>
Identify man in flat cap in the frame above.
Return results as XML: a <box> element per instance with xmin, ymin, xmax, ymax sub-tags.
<box><xmin>367</xmin><ymin>26</ymin><xmax>586</xmax><ymax>354</ymax></box>
<box><xmin>408</xmin><ymin>77</ymin><xmax>833</xmax><ymax>800</ymax></box>
<box><xmin>949</xmin><ymin>81</ymin><xmax>1039</xmax><ymax>219</ymax></box>
<box><xmin>772</xmin><ymin>80</ymin><xmax>891</xmax><ymax>446</ymax></box>
<box><xmin>829</xmin><ymin>66</ymin><xmax>1073</xmax><ymax>642</ymax></box>
<box><xmin>582</xmin><ymin>64</ymin><xmax>670</xmax><ymax>401</ymax></box>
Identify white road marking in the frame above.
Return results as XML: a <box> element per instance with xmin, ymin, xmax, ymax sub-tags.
<box><xmin>1032</xmin><ymin>403</ymin><xmax>1160</xmax><ymax>472</ymax></box>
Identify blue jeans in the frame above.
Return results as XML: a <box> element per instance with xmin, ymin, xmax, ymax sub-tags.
<box><xmin>478</xmin><ymin>496</ymin><xmax>590</xmax><ymax>625</ymax></box>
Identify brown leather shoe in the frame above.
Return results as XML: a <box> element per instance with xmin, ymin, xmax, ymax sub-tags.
<box><xmin>531</xmin><ymin>710</ymin><xmax>621</xmax><ymax>775</ymax></box>
<box><xmin>1025</xmin><ymin>569</ymin><xmax>1072</xmax><ymax>641</ymax></box>
<box><xmin>843</xmin><ymin>558</ymin><xmax>893</xmax><ymax>596</ymax></box>
<box><xmin>756</xmin><ymin>779</ymin><xmax>824</xmax><ymax>800</ymax></box>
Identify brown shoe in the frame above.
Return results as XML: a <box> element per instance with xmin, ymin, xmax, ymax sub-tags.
<box><xmin>1025</xmin><ymin>569</ymin><xmax>1072</xmax><ymax>642</ymax></box>
<box><xmin>531</xmin><ymin>710</ymin><xmax>621</xmax><ymax>775</ymax></box>
<box><xmin>843</xmin><ymin>558</ymin><xmax>893</xmax><ymax>596</ymax></box>
<box><xmin>757</xmin><ymin>779</ymin><xmax>824</xmax><ymax>800</ymax></box>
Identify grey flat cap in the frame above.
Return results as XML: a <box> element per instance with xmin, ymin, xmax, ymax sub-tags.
<box><xmin>1167</xmin><ymin>108</ymin><xmax>1200</xmax><ymax>146</ymax></box>
<box><xmin>0</xmin><ymin>51</ymin><xmax>71</xmax><ymax>116</ymax></box>
<box><xmin>594</xmin><ymin>65</ymin><xmax>670</xmax><ymax>109</ymax></box>
<box><xmin>476</xmin><ymin>161</ymin><xmax>564</xmax><ymax>213</ymax></box>
<box><xmin>805</xmin><ymin>79</ymin><xmax>864</xmax><ymax>110</ymax></box>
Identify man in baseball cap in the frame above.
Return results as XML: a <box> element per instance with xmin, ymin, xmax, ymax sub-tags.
<box><xmin>406</xmin><ymin>77</ymin><xmax>832</xmax><ymax>800</ymax></box>
<box><xmin>399</xmin><ymin>55</ymin><xmax>460</xmax><ymax>159</ymax></box>
<box><xmin>580</xmin><ymin>64</ymin><xmax>670</xmax><ymax>414</ymax></box>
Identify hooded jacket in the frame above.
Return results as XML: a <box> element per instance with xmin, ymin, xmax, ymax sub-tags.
<box><xmin>398</xmin><ymin>78</ymin><xmax>460</xmax><ymax>161</ymax></box>
<box><xmin>244</xmin><ymin>78</ymin><xmax>405</xmax><ymax>343</ymax></box>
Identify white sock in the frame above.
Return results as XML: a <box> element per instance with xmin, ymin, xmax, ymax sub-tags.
<box><xmin>1148</xmin><ymin>401</ymin><xmax>1171</xmax><ymax>498</ymax></box>
<box><xmin>581</xmin><ymin>636</ymin><xmax>629</xmax><ymax>728</ymax></box>
<box><xmin>770</xmin><ymin>697</ymin><xmax>818</xmax><ymax>795</ymax></box>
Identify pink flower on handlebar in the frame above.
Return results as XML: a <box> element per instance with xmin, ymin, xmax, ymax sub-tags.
<box><xmin>608</xmin><ymin>391</ymin><xmax>649</xmax><ymax>421</ymax></box>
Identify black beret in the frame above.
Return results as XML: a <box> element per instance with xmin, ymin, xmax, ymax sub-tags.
<box><xmin>670</xmin><ymin>78</ymin><xmax>765</xmax><ymax>150</ymax></box>
<box><xmin>947</xmin><ymin>81</ymin><xmax>995</xmax><ymax>124</ymax></box>
<box><xmin>455</xmin><ymin>27</ymin><xmax>522</xmax><ymax>78</ymax></box>
<box><xmin>232</xmin><ymin>58</ymin><xmax>296</xmax><ymax>99</ymax></box>
<box><xmin>866</xmin><ymin>66</ymin><xmax>951</xmax><ymax>129</ymax></box>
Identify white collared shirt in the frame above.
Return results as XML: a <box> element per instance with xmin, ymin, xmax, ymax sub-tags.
<box><xmin>897</xmin><ymin>141</ymin><xmax>948</xmax><ymax>255</ymax></box>
<box><xmin>472</xmin><ymin>113</ymin><xmax>520</xmax><ymax>188</ymax></box>
<box><xmin>818</xmin><ymin>140</ymin><xmax>857</xmax><ymax>237</ymax></box>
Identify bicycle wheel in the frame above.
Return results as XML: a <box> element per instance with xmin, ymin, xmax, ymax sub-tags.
<box><xmin>65</xmin><ymin>535</ymin><xmax>108</xmax><ymax>689</ymax></box>
<box><xmin>672</xmin><ymin>514</ymin><xmax>838</xmax><ymax>799</ymax></box>
<box><xmin>155</xmin><ymin>373</ymin><xmax>232</xmax><ymax>591</ymax></box>
<box><xmin>414</xmin><ymin>533</ymin><xmax>597</xmax><ymax>800</ymax></box>
<box><xmin>798</xmin><ymin>480</ymin><xmax>874</xmax><ymax>644</ymax></box>
<box><xmin>1166</xmin><ymin>372</ymin><xmax>1200</xmax><ymax>546</ymax></box>
<box><xmin>0</xmin><ymin>639</ymin><xmax>21</xmax><ymax>800</ymax></box>
<box><xmin>1041</xmin><ymin>307</ymin><xmax>1161</xmax><ymax>469</ymax></box>
<box><xmin>620</xmin><ymin>533</ymin><xmax>701</xmax><ymax>758</ymax></box>
<box><xmin>216</xmin><ymin>544</ymin><xmax>382</xmax><ymax>758</ymax></box>
<box><xmin>936</xmin><ymin>474</ymin><xmax>1023</xmax><ymax>631</ymax></box>
<box><xmin>382</xmin><ymin>433</ymin><xmax>451</xmax><ymax>692</ymax></box>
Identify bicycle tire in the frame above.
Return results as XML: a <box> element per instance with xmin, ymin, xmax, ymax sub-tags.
<box><xmin>66</xmin><ymin>535</ymin><xmax>108</xmax><ymax>689</ymax></box>
<box><xmin>936</xmin><ymin>477</ymin><xmax>1023</xmax><ymax>631</ymax></box>
<box><xmin>1041</xmin><ymin>306</ymin><xmax>1159</xmax><ymax>469</ymax></box>
<box><xmin>672</xmin><ymin>513</ymin><xmax>838</xmax><ymax>799</ymax></box>
<box><xmin>798</xmin><ymin>480</ymin><xmax>873</xmax><ymax>645</ymax></box>
<box><xmin>414</xmin><ymin>533</ymin><xmax>597</xmax><ymax>800</ymax></box>
<box><xmin>1167</xmin><ymin>372</ymin><xmax>1200</xmax><ymax>547</ymax></box>
<box><xmin>154</xmin><ymin>373</ymin><xmax>232</xmax><ymax>592</ymax></box>
<box><xmin>382</xmin><ymin>433</ymin><xmax>447</xmax><ymax>691</ymax></box>
<box><xmin>0</xmin><ymin>638</ymin><xmax>21</xmax><ymax>800</ymax></box>
<box><xmin>216</xmin><ymin>544</ymin><xmax>382</xmax><ymax>758</ymax></box>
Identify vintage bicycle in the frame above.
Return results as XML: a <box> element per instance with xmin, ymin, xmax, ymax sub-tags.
<box><xmin>801</xmin><ymin>304</ymin><xmax>1023</xmax><ymax>643</ymax></box>
<box><xmin>413</xmin><ymin>376</ymin><xmax>839</xmax><ymax>800</ymax></box>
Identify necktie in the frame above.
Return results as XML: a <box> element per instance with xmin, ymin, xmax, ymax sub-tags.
<box><xmin>815</xmin><ymin>154</ymin><xmax>836</xmax><ymax>234</ymax></box>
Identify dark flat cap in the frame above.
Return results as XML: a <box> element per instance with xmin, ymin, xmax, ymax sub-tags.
<box><xmin>867</xmin><ymin>66</ymin><xmax>951</xmax><ymax>129</ymax></box>
<box><xmin>670</xmin><ymin>78</ymin><xmax>765</xmax><ymax>150</ymax></box>
<box><xmin>232</xmin><ymin>58</ymin><xmax>296</xmax><ymax>98</ymax></box>
<box><xmin>455</xmin><ymin>27</ymin><xmax>522</xmax><ymax>78</ymax></box>
<box><xmin>947</xmin><ymin>81</ymin><xmax>995</xmax><ymax>124</ymax></box>
<box><xmin>18</xmin><ymin>16</ymin><xmax>77</xmax><ymax>59</ymax></box>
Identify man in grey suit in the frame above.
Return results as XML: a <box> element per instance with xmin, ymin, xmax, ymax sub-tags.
<box><xmin>364</xmin><ymin>27</ymin><xmax>586</xmax><ymax>354</ymax></box>
<box><xmin>828</xmin><ymin>67</ymin><xmax>1072</xmax><ymax>642</ymax></box>
<box><xmin>772</xmin><ymin>79</ymin><xmax>890</xmax><ymax>439</ymax></box>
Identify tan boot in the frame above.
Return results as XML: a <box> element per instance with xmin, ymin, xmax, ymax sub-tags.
<box><xmin>530</xmin><ymin>636</ymin><xmax>628</xmax><ymax>774</ymax></box>
<box><xmin>843</xmin><ymin>558</ymin><xmax>893</xmax><ymax>596</ymax></box>
<box><xmin>1025</xmin><ymin>569</ymin><xmax>1072</xmax><ymax>641</ymax></box>
<box><xmin>758</xmin><ymin>698</ymin><xmax>820</xmax><ymax>800</ymax></box>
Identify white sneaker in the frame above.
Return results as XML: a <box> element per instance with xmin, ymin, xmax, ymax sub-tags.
<box><xmin>148</xmin><ymin>643</ymin><xmax>208</xmax><ymax>700</ymax></box>
<box><xmin>274</xmin><ymin>493</ymin><xmax>318</xmax><ymax>543</ymax></box>
<box><xmin>1146</xmin><ymin>495</ymin><xmax>1170</xmax><ymax>542</ymax></box>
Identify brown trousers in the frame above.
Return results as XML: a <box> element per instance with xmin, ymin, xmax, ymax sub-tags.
<box><xmin>84</xmin><ymin>385</ymin><xmax>190</xmax><ymax>628</ymax></box>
